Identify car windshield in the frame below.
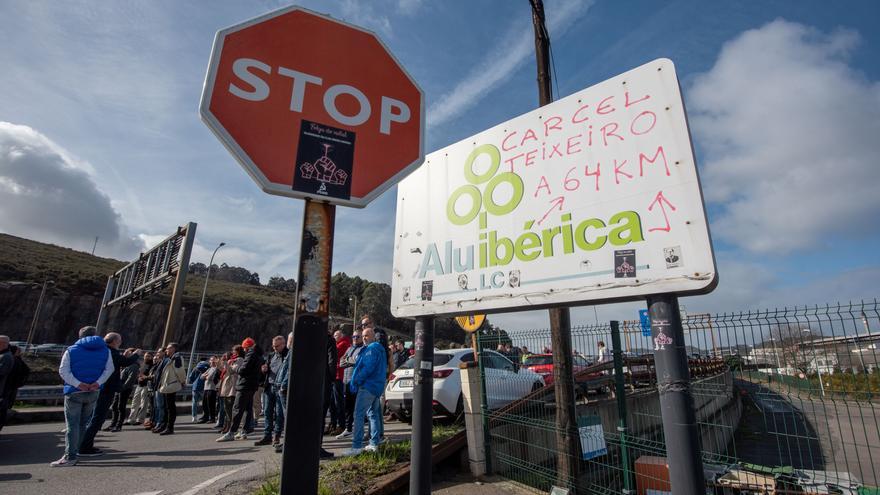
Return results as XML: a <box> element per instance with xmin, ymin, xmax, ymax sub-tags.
<box><xmin>397</xmin><ymin>353</ymin><xmax>454</xmax><ymax>369</ymax></box>
<box><xmin>523</xmin><ymin>355</ymin><xmax>553</xmax><ymax>366</ymax></box>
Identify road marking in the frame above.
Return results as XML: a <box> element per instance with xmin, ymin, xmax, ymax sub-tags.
<box><xmin>178</xmin><ymin>465</ymin><xmax>250</xmax><ymax>495</ymax></box>
<box><xmin>131</xmin><ymin>492</ymin><xmax>163</xmax><ymax>495</ymax></box>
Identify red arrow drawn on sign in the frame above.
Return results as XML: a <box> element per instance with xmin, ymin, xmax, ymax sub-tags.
<box><xmin>538</xmin><ymin>196</ymin><xmax>565</xmax><ymax>225</ymax></box>
<box><xmin>647</xmin><ymin>190</ymin><xmax>677</xmax><ymax>232</ymax></box>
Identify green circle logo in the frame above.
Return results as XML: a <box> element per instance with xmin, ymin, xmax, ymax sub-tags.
<box><xmin>446</xmin><ymin>144</ymin><xmax>523</xmax><ymax>225</ymax></box>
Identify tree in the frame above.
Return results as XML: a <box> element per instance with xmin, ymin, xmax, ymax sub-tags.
<box><xmin>478</xmin><ymin>324</ymin><xmax>512</xmax><ymax>350</ymax></box>
<box><xmin>766</xmin><ymin>323</ymin><xmax>822</xmax><ymax>375</ymax></box>
<box><xmin>212</xmin><ymin>263</ymin><xmax>260</xmax><ymax>285</ymax></box>
<box><xmin>267</xmin><ymin>275</ymin><xmax>297</xmax><ymax>293</ymax></box>
<box><xmin>359</xmin><ymin>282</ymin><xmax>393</xmax><ymax>328</ymax></box>
<box><xmin>189</xmin><ymin>262</ymin><xmax>208</xmax><ymax>277</ymax></box>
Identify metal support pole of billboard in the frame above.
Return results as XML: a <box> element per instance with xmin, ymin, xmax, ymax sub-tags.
<box><xmin>410</xmin><ymin>316</ymin><xmax>435</xmax><ymax>495</ymax></box>
<box><xmin>95</xmin><ymin>276</ymin><xmax>116</xmax><ymax>334</ymax></box>
<box><xmin>26</xmin><ymin>280</ymin><xmax>54</xmax><ymax>350</ymax></box>
<box><xmin>188</xmin><ymin>242</ymin><xmax>225</xmax><ymax>376</ymax></box>
<box><xmin>646</xmin><ymin>295</ymin><xmax>705</xmax><ymax>494</ymax></box>
<box><xmin>610</xmin><ymin>321</ymin><xmax>634</xmax><ymax>493</ymax></box>
<box><xmin>280</xmin><ymin>200</ymin><xmax>335</xmax><ymax>495</ymax></box>
<box><xmin>161</xmin><ymin>222</ymin><xmax>196</xmax><ymax>347</ymax></box>
<box><xmin>530</xmin><ymin>0</ymin><xmax>580</xmax><ymax>488</ymax></box>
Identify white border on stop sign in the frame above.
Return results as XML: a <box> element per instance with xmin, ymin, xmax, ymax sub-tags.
<box><xmin>199</xmin><ymin>4</ymin><xmax>425</xmax><ymax>209</ymax></box>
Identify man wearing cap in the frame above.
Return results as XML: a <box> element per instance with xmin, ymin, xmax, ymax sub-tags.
<box><xmin>217</xmin><ymin>337</ymin><xmax>263</xmax><ymax>441</ymax></box>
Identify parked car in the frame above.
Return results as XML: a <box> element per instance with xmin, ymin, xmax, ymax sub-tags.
<box><xmin>522</xmin><ymin>353</ymin><xmax>609</xmax><ymax>394</ymax></box>
<box><xmin>33</xmin><ymin>343</ymin><xmax>67</xmax><ymax>354</ymax></box>
<box><xmin>385</xmin><ymin>349</ymin><xmax>545</xmax><ymax>423</ymax></box>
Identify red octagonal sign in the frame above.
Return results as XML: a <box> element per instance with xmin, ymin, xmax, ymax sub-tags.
<box><xmin>200</xmin><ymin>6</ymin><xmax>424</xmax><ymax>208</ymax></box>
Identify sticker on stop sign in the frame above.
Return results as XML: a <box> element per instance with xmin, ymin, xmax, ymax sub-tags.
<box><xmin>200</xmin><ymin>5</ymin><xmax>425</xmax><ymax>208</ymax></box>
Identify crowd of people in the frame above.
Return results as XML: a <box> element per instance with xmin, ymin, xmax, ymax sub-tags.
<box><xmin>45</xmin><ymin>314</ymin><xmax>414</xmax><ymax>467</ymax></box>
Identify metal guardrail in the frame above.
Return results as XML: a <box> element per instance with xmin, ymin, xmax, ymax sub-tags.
<box><xmin>16</xmin><ymin>385</ymin><xmax>194</xmax><ymax>403</ymax></box>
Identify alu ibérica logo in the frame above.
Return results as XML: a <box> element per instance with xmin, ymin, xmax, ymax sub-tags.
<box><xmin>417</xmin><ymin>143</ymin><xmax>646</xmax><ymax>283</ymax></box>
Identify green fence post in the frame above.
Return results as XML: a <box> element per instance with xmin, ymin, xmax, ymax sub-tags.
<box><xmin>611</xmin><ymin>320</ymin><xmax>634</xmax><ymax>493</ymax></box>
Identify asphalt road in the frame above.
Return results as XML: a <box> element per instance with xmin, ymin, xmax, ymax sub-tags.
<box><xmin>737</xmin><ymin>380</ymin><xmax>880</xmax><ymax>486</ymax></box>
<box><xmin>0</xmin><ymin>418</ymin><xmax>413</xmax><ymax>495</ymax></box>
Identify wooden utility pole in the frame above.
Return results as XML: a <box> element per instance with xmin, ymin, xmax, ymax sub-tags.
<box><xmin>530</xmin><ymin>0</ymin><xmax>580</xmax><ymax>490</ymax></box>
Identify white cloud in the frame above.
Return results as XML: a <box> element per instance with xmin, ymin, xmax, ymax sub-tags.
<box><xmin>427</xmin><ymin>0</ymin><xmax>594</xmax><ymax>128</ymax></box>
<box><xmin>689</xmin><ymin>19</ymin><xmax>880</xmax><ymax>254</ymax></box>
<box><xmin>0</xmin><ymin>122</ymin><xmax>145</xmax><ymax>258</ymax></box>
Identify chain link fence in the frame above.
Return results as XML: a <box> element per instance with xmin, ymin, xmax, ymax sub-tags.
<box><xmin>477</xmin><ymin>299</ymin><xmax>880</xmax><ymax>494</ymax></box>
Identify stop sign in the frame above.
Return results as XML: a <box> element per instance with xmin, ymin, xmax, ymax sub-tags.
<box><xmin>200</xmin><ymin>6</ymin><xmax>424</xmax><ymax>208</ymax></box>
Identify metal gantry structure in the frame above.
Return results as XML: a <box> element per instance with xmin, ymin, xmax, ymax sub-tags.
<box><xmin>95</xmin><ymin>223</ymin><xmax>196</xmax><ymax>348</ymax></box>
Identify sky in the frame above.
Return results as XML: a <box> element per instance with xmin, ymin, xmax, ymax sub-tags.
<box><xmin>1</xmin><ymin>0</ymin><xmax>878</xmax><ymax>331</ymax></box>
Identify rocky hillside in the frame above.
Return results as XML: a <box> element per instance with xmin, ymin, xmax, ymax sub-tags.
<box><xmin>0</xmin><ymin>234</ymin><xmax>300</xmax><ymax>351</ymax></box>
<box><xmin>0</xmin><ymin>234</ymin><xmax>466</xmax><ymax>352</ymax></box>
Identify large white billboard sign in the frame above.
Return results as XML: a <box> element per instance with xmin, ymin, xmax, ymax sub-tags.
<box><xmin>391</xmin><ymin>59</ymin><xmax>716</xmax><ymax>317</ymax></box>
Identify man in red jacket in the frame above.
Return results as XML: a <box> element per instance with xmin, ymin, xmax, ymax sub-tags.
<box><xmin>328</xmin><ymin>328</ymin><xmax>351</xmax><ymax>436</ymax></box>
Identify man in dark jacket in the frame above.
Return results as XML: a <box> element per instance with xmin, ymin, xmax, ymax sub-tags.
<box><xmin>79</xmin><ymin>332</ymin><xmax>140</xmax><ymax>456</ymax></box>
<box><xmin>108</xmin><ymin>353</ymin><xmax>139</xmax><ymax>431</ymax></box>
<box><xmin>217</xmin><ymin>337</ymin><xmax>263</xmax><ymax>441</ymax></box>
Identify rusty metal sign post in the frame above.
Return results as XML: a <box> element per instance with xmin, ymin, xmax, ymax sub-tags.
<box><xmin>280</xmin><ymin>200</ymin><xmax>336</xmax><ymax>494</ymax></box>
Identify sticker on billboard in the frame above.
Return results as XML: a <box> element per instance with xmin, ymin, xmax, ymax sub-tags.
<box><xmin>421</xmin><ymin>280</ymin><xmax>433</xmax><ymax>301</ymax></box>
<box><xmin>614</xmin><ymin>250</ymin><xmax>636</xmax><ymax>278</ymax></box>
<box><xmin>391</xmin><ymin>58</ymin><xmax>716</xmax><ymax>317</ymax></box>
<box><xmin>664</xmin><ymin>246</ymin><xmax>682</xmax><ymax>268</ymax></box>
<box><xmin>508</xmin><ymin>270</ymin><xmax>521</xmax><ymax>288</ymax></box>
<box><xmin>292</xmin><ymin>120</ymin><xmax>355</xmax><ymax>200</ymax></box>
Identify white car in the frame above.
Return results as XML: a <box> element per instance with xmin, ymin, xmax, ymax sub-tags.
<box><xmin>385</xmin><ymin>348</ymin><xmax>545</xmax><ymax>423</ymax></box>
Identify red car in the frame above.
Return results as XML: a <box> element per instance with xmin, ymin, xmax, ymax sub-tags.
<box><xmin>522</xmin><ymin>354</ymin><xmax>608</xmax><ymax>394</ymax></box>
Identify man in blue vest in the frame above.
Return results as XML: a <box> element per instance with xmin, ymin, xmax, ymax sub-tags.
<box><xmin>79</xmin><ymin>332</ymin><xmax>141</xmax><ymax>455</ymax></box>
<box><xmin>50</xmin><ymin>326</ymin><xmax>114</xmax><ymax>467</ymax></box>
